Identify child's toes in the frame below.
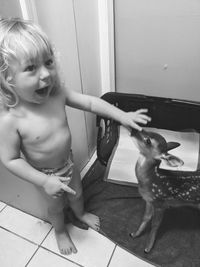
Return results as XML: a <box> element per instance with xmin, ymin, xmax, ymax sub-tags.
<box><xmin>96</xmin><ymin>218</ymin><xmax>100</xmax><ymax>226</ymax></box>
<box><xmin>60</xmin><ymin>248</ymin><xmax>68</xmax><ymax>255</ymax></box>
<box><xmin>72</xmin><ymin>247</ymin><xmax>77</xmax><ymax>254</ymax></box>
<box><xmin>95</xmin><ymin>223</ymin><xmax>100</xmax><ymax>231</ymax></box>
<box><xmin>67</xmin><ymin>248</ymin><xmax>73</xmax><ymax>255</ymax></box>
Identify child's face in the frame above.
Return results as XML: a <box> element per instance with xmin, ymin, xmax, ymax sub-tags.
<box><xmin>8</xmin><ymin>54</ymin><xmax>57</xmax><ymax>105</ymax></box>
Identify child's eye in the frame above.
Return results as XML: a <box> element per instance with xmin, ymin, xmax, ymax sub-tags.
<box><xmin>24</xmin><ymin>65</ymin><xmax>36</xmax><ymax>72</ymax></box>
<box><xmin>45</xmin><ymin>58</ymin><xmax>54</xmax><ymax>67</ymax></box>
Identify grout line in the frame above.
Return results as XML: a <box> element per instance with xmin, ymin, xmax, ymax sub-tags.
<box><xmin>0</xmin><ymin>201</ymin><xmax>50</xmax><ymax>223</ymax></box>
<box><xmin>25</xmin><ymin>244</ymin><xmax>84</xmax><ymax>267</ymax></box>
<box><xmin>0</xmin><ymin>225</ymin><xmax>40</xmax><ymax>246</ymax></box>
<box><xmin>0</xmin><ymin>223</ymin><xmax>83</xmax><ymax>267</ymax></box>
<box><xmin>106</xmin><ymin>244</ymin><xmax>117</xmax><ymax>267</ymax></box>
<box><xmin>37</xmin><ymin>246</ymin><xmax>84</xmax><ymax>267</ymax></box>
<box><xmin>39</xmin><ymin>225</ymin><xmax>53</xmax><ymax>246</ymax></box>
<box><xmin>0</xmin><ymin>203</ymin><xmax>7</xmax><ymax>213</ymax></box>
<box><xmin>25</xmin><ymin>246</ymin><xmax>40</xmax><ymax>267</ymax></box>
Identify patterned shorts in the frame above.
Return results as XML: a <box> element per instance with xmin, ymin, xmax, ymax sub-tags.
<box><xmin>40</xmin><ymin>151</ymin><xmax>74</xmax><ymax>185</ymax></box>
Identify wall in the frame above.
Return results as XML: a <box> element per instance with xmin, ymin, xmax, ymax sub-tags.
<box><xmin>114</xmin><ymin>0</ymin><xmax>200</xmax><ymax>101</ymax></box>
<box><xmin>0</xmin><ymin>0</ymin><xmax>22</xmax><ymax>17</ymax></box>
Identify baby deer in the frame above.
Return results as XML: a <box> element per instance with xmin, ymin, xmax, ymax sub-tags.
<box><xmin>129</xmin><ymin>129</ymin><xmax>200</xmax><ymax>253</ymax></box>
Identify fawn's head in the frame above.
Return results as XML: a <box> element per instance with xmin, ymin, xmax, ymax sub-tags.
<box><xmin>131</xmin><ymin>129</ymin><xmax>184</xmax><ymax>167</ymax></box>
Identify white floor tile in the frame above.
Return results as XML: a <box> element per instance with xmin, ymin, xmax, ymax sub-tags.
<box><xmin>0</xmin><ymin>227</ymin><xmax>38</xmax><ymax>267</ymax></box>
<box><xmin>0</xmin><ymin>206</ymin><xmax>52</xmax><ymax>244</ymax></box>
<box><xmin>109</xmin><ymin>246</ymin><xmax>156</xmax><ymax>267</ymax></box>
<box><xmin>42</xmin><ymin>224</ymin><xmax>115</xmax><ymax>267</ymax></box>
<box><xmin>0</xmin><ymin>201</ymin><xmax>6</xmax><ymax>211</ymax></box>
<box><xmin>28</xmin><ymin>247</ymin><xmax>79</xmax><ymax>267</ymax></box>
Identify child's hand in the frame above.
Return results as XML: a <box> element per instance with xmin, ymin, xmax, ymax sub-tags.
<box><xmin>43</xmin><ymin>175</ymin><xmax>76</xmax><ymax>198</ymax></box>
<box><xmin>121</xmin><ymin>109</ymin><xmax>151</xmax><ymax>131</ymax></box>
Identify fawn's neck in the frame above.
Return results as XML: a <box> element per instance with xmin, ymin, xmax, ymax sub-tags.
<box><xmin>135</xmin><ymin>155</ymin><xmax>160</xmax><ymax>185</ymax></box>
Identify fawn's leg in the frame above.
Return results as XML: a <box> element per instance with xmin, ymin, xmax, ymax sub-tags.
<box><xmin>130</xmin><ymin>201</ymin><xmax>153</xmax><ymax>239</ymax></box>
<box><xmin>144</xmin><ymin>205</ymin><xmax>164</xmax><ymax>253</ymax></box>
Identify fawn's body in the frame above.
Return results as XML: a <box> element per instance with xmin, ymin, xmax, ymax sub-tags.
<box><xmin>130</xmin><ymin>129</ymin><xmax>200</xmax><ymax>253</ymax></box>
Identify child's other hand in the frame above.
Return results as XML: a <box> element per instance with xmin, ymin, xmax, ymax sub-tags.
<box><xmin>43</xmin><ymin>175</ymin><xmax>76</xmax><ymax>198</ymax></box>
<box><xmin>121</xmin><ymin>109</ymin><xmax>151</xmax><ymax>131</ymax></box>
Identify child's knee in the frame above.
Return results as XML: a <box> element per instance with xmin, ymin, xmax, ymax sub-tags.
<box><xmin>48</xmin><ymin>200</ymin><xmax>64</xmax><ymax>215</ymax></box>
<box><xmin>68</xmin><ymin>187</ymin><xmax>82</xmax><ymax>202</ymax></box>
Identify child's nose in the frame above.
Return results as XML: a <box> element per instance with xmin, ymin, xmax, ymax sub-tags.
<box><xmin>39</xmin><ymin>65</ymin><xmax>50</xmax><ymax>80</ymax></box>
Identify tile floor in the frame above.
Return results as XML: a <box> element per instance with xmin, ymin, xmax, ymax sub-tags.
<box><xmin>0</xmin><ymin>154</ymin><xmax>156</xmax><ymax>267</ymax></box>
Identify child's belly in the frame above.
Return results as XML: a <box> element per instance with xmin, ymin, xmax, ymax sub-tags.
<box><xmin>22</xmin><ymin>126</ymin><xmax>72</xmax><ymax>169</ymax></box>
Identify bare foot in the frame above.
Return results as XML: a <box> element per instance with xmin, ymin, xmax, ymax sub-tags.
<box><xmin>77</xmin><ymin>212</ymin><xmax>100</xmax><ymax>231</ymax></box>
<box><xmin>55</xmin><ymin>229</ymin><xmax>77</xmax><ymax>255</ymax></box>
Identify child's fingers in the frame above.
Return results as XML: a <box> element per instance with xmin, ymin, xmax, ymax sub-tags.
<box><xmin>59</xmin><ymin>176</ymin><xmax>70</xmax><ymax>182</ymax></box>
<box><xmin>129</xmin><ymin>110</ymin><xmax>151</xmax><ymax>121</ymax></box>
<box><xmin>136</xmin><ymin>108</ymin><xmax>148</xmax><ymax>114</ymax></box>
<box><xmin>137</xmin><ymin>115</ymin><xmax>151</xmax><ymax>122</ymax></box>
<box><xmin>130</xmin><ymin>123</ymin><xmax>142</xmax><ymax>131</ymax></box>
<box><xmin>138</xmin><ymin>114</ymin><xmax>151</xmax><ymax>120</ymax></box>
<box><xmin>135</xmin><ymin>117</ymin><xmax>150</xmax><ymax>124</ymax></box>
<box><xmin>142</xmin><ymin>114</ymin><xmax>151</xmax><ymax>120</ymax></box>
<box><xmin>136</xmin><ymin>110</ymin><xmax>151</xmax><ymax>119</ymax></box>
<box><xmin>61</xmin><ymin>184</ymin><xmax>76</xmax><ymax>195</ymax></box>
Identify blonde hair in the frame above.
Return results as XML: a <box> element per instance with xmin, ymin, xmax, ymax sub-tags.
<box><xmin>0</xmin><ymin>17</ymin><xmax>60</xmax><ymax>108</ymax></box>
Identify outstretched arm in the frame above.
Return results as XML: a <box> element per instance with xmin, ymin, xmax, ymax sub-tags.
<box><xmin>65</xmin><ymin>89</ymin><xmax>151</xmax><ymax>131</ymax></box>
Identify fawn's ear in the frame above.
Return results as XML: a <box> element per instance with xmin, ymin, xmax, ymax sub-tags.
<box><xmin>166</xmin><ymin>142</ymin><xmax>180</xmax><ymax>151</ymax></box>
<box><xmin>161</xmin><ymin>153</ymin><xmax>184</xmax><ymax>167</ymax></box>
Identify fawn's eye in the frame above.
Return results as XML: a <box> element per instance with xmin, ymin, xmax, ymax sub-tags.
<box><xmin>145</xmin><ymin>137</ymin><xmax>151</xmax><ymax>145</ymax></box>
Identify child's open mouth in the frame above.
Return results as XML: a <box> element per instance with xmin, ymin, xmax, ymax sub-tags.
<box><xmin>35</xmin><ymin>86</ymin><xmax>49</xmax><ymax>96</ymax></box>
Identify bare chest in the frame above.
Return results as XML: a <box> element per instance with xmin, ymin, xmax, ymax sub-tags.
<box><xmin>11</xmin><ymin>95</ymin><xmax>69</xmax><ymax>149</ymax></box>
<box><xmin>21</xmin><ymin>106</ymin><xmax>66</xmax><ymax>141</ymax></box>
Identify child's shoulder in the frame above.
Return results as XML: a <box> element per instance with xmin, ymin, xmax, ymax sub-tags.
<box><xmin>0</xmin><ymin>109</ymin><xmax>17</xmax><ymax>133</ymax></box>
<box><xmin>50</xmin><ymin>87</ymin><xmax>66</xmax><ymax>103</ymax></box>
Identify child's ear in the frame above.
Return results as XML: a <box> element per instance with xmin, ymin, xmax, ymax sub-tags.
<box><xmin>161</xmin><ymin>153</ymin><xmax>184</xmax><ymax>167</ymax></box>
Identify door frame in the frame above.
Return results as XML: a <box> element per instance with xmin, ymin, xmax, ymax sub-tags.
<box><xmin>98</xmin><ymin>0</ymin><xmax>115</xmax><ymax>93</ymax></box>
